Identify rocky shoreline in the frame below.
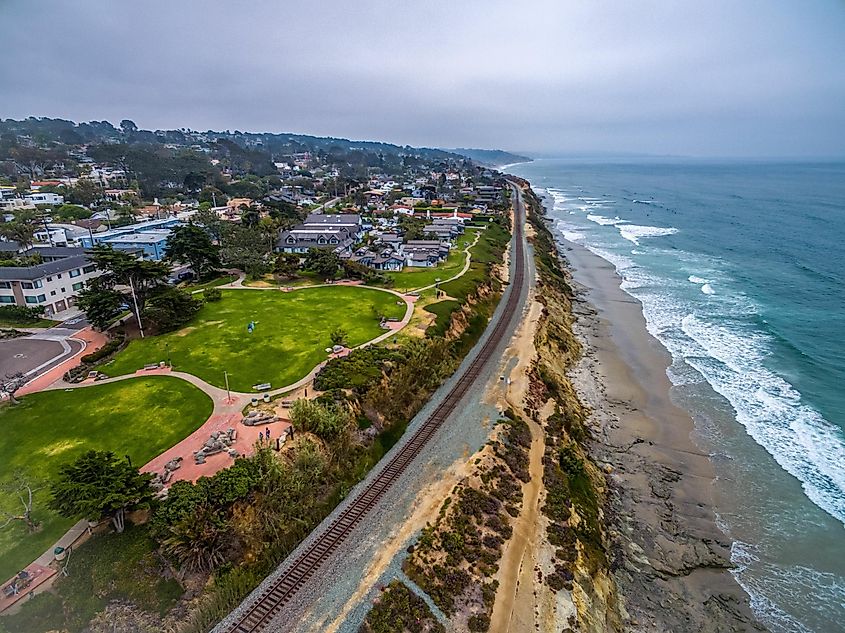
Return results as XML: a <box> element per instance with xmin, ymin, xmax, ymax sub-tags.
<box><xmin>550</xmin><ymin>213</ymin><xmax>766</xmax><ymax>631</ymax></box>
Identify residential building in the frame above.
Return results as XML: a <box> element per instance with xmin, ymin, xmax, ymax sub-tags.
<box><xmin>79</xmin><ymin>217</ymin><xmax>182</xmax><ymax>260</ymax></box>
<box><xmin>276</xmin><ymin>214</ymin><xmax>362</xmax><ymax>255</ymax></box>
<box><xmin>0</xmin><ymin>248</ymin><xmax>100</xmax><ymax>316</ymax></box>
<box><xmin>25</xmin><ymin>192</ymin><xmax>64</xmax><ymax>206</ymax></box>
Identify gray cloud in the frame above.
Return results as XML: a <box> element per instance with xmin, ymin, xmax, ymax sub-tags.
<box><xmin>1</xmin><ymin>0</ymin><xmax>844</xmax><ymax>156</ymax></box>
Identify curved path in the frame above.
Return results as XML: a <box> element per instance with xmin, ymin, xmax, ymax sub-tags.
<box><xmin>411</xmin><ymin>228</ymin><xmax>481</xmax><ymax>293</ymax></box>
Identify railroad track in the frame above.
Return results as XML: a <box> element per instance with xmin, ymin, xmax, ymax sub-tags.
<box><xmin>222</xmin><ymin>185</ymin><xmax>527</xmax><ymax>633</ymax></box>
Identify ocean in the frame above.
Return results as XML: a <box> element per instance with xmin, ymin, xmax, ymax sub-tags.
<box><xmin>506</xmin><ymin>159</ymin><xmax>845</xmax><ymax>633</ymax></box>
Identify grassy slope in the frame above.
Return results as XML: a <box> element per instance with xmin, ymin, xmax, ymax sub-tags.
<box><xmin>0</xmin><ymin>377</ymin><xmax>213</xmax><ymax>581</ymax></box>
<box><xmin>100</xmin><ymin>287</ymin><xmax>406</xmax><ymax>392</ymax></box>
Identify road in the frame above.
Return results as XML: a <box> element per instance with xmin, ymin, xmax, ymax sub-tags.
<box><xmin>215</xmin><ymin>183</ymin><xmax>532</xmax><ymax>633</ymax></box>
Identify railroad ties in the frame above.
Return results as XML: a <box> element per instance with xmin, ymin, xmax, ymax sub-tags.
<box><xmin>226</xmin><ymin>190</ymin><xmax>527</xmax><ymax>633</ymax></box>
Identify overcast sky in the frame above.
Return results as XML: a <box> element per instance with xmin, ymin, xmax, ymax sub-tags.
<box><xmin>2</xmin><ymin>0</ymin><xmax>844</xmax><ymax>157</ymax></box>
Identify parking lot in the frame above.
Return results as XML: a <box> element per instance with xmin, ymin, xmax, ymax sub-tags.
<box><xmin>0</xmin><ymin>336</ymin><xmax>82</xmax><ymax>379</ymax></box>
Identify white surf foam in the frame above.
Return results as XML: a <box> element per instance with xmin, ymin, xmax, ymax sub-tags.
<box><xmin>618</xmin><ymin>224</ymin><xmax>679</xmax><ymax>245</ymax></box>
<box><xmin>679</xmin><ymin>314</ymin><xmax>845</xmax><ymax>524</ymax></box>
<box><xmin>701</xmin><ymin>283</ymin><xmax>716</xmax><ymax>295</ymax></box>
<box><xmin>586</xmin><ymin>213</ymin><xmax>627</xmax><ymax>226</ymax></box>
<box><xmin>689</xmin><ymin>275</ymin><xmax>709</xmax><ymax>284</ymax></box>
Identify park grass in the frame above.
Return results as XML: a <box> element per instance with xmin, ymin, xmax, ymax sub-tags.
<box><xmin>424</xmin><ymin>300</ymin><xmax>461</xmax><ymax>338</ymax></box>
<box><xmin>184</xmin><ymin>274</ymin><xmax>238</xmax><ymax>292</ymax></box>
<box><xmin>439</xmin><ymin>222</ymin><xmax>510</xmax><ymax>302</ymax></box>
<box><xmin>1</xmin><ymin>524</ymin><xmax>182</xmax><ymax>633</ymax></box>
<box><xmin>382</xmin><ymin>228</ymin><xmax>479</xmax><ymax>292</ymax></box>
<box><xmin>0</xmin><ymin>376</ymin><xmax>213</xmax><ymax>582</ymax></box>
<box><xmin>100</xmin><ymin>287</ymin><xmax>407</xmax><ymax>392</ymax></box>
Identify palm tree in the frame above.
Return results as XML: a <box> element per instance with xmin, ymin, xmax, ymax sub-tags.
<box><xmin>160</xmin><ymin>504</ymin><xmax>231</xmax><ymax>574</ymax></box>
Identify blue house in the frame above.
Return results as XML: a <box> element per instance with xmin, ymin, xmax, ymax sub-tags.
<box><xmin>80</xmin><ymin>218</ymin><xmax>182</xmax><ymax>260</ymax></box>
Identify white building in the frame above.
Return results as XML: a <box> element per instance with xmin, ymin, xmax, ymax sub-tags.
<box><xmin>25</xmin><ymin>192</ymin><xmax>64</xmax><ymax>206</ymax></box>
<box><xmin>0</xmin><ymin>249</ymin><xmax>100</xmax><ymax>316</ymax></box>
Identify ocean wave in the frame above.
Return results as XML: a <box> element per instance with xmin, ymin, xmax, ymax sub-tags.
<box><xmin>689</xmin><ymin>275</ymin><xmax>710</xmax><ymax>284</ymax></box>
<box><xmin>586</xmin><ymin>213</ymin><xmax>627</xmax><ymax>226</ymax></box>
<box><xmin>680</xmin><ymin>314</ymin><xmax>845</xmax><ymax>525</ymax></box>
<box><xmin>701</xmin><ymin>283</ymin><xmax>716</xmax><ymax>295</ymax></box>
<box><xmin>730</xmin><ymin>540</ymin><xmax>845</xmax><ymax>633</ymax></box>
<box><xmin>618</xmin><ymin>224</ymin><xmax>679</xmax><ymax>245</ymax></box>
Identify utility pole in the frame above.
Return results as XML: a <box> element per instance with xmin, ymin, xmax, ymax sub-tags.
<box><xmin>224</xmin><ymin>370</ymin><xmax>231</xmax><ymax>403</ymax></box>
<box><xmin>128</xmin><ymin>275</ymin><xmax>144</xmax><ymax>338</ymax></box>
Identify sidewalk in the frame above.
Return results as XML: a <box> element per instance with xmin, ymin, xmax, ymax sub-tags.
<box><xmin>17</xmin><ymin>327</ymin><xmax>108</xmax><ymax>396</ymax></box>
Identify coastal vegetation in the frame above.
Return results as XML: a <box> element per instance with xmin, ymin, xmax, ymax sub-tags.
<box><xmin>520</xmin><ymin>182</ymin><xmax>622</xmax><ymax>627</ymax></box>
<box><xmin>360</xmin><ymin>580</ymin><xmax>445</xmax><ymax>633</ymax></box>
<box><xmin>359</xmin><ymin>412</ymin><xmax>530</xmax><ymax>632</ymax></box>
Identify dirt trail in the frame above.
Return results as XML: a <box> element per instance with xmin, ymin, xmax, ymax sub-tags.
<box><xmin>489</xmin><ymin>298</ymin><xmax>547</xmax><ymax>633</ymax></box>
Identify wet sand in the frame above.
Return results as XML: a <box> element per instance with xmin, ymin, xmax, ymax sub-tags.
<box><xmin>561</xmin><ymin>238</ymin><xmax>765</xmax><ymax>632</ymax></box>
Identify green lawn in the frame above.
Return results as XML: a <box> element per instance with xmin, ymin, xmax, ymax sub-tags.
<box><xmin>184</xmin><ymin>274</ymin><xmax>238</xmax><ymax>292</ymax></box>
<box><xmin>0</xmin><ymin>377</ymin><xmax>213</xmax><ymax>581</ymax></box>
<box><xmin>383</xmin><ymin>228</ymin><xmax>479</xmax><ymax>292</ymax></box>
<box><xmin>100</xmin><ymin>287</ymin><xmax>407</xmax><ymax>392</ymax></box>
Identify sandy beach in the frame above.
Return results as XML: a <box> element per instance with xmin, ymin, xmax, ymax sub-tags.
<box><xmin>560</xmin><ymin>238</ymin><xmax>765</xmax><ymax>632</ymax></box>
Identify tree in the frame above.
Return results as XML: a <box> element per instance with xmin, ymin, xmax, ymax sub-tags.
<box><xmin>75</xmin><ymin>283</ymin><xmax>124</xmax><ymax>330</ymax></box>
<box><xmin>219</xmin><ymin>223</ymin><xmax>270</xmax><ymax>278</ymax></box>
<box><xmin>240</xmin><ymin>204</ymin><xmax>260</xmax><ymax>227</ymax></box>
<box><xmin>0</xmin><ymin>220</ymin><xmax>35</xmax><ymax>250</ymax></box>
<box><xmin>164</xmin><ymin>222</ymin><xmax>221</xmax><ymax>279</ymax></box>
<box><xmin>142</xmin><ymin>286</ymin><xmax>202</xmax><ymax>333</ymax></box>
<box><xmin>77</xmin><ymin>245</ymin><xmax>169</xmax><ymax>331</ymax></box>
<box><xmin>67</xmin><ymin>179</ymin><xmax>100</xmax><ymax>207</ymax></box>
<box><xmin>49</xmin><ymin>450</ymin><xmax>154</xmax><ymax>533</ymax></box>
<box><xmin>159</xmin><ymin>503</ymin><xmax>230</xmax><ymax>574</ymax></box>
<box><xmin>289</xmin><ymin>399</ymin><xmax>351</xmax><ymax>441</ymax></box>
<box><xmin>119</xmin><ymin>119</ymin><xmax>138</xmax><ymax>135</ymax></box>
<box><xmin>304</xmin><ymin>248</ymin><xmax>340</xmax><ymax>278</ymax></box>
<box><xmin>273</xmin><ymin>253</ymin><xmax>301</xmax><ymax>279</ymax></box>
<box><xmin>53</xmin><ymin>203</ymin><xmax>92</xmax><ymax>221</ymax></box>
<box><xmin>329</xmin><ymin>326</ymin><xmax>348</xmax><ymax>346</ymax></box>
<box><xmin>194</xmin><ymin>207</ymin><xmax>225</xmax><ymax>243</ymax></box>
<box><xmin>0</xmin><ymin>471</ymin><xmax>44</xmax><ymax>533</ymax></box>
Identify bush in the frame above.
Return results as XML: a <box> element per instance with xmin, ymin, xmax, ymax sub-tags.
<box><xmin>80</xmin><ymin>333</ymin><xmax>126</xmax><ymax>364</ymax></box>
<box><xmin>203</xmin><ymin>287</ymin><xmax>223</xmax><ymax>302</ymax></box>
<box><xmin>0</xmin><ymin>304</ymin><xmax>46</xmax><ymax>322</ymax></box>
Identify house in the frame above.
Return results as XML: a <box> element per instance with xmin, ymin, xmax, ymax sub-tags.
<box><xmin>25</xmin><ymin>192</ymin><xmax>64</xmax><ymax>206</ymax></box>
<box><xmin>79</xmin><ymin>217</ymin><xmax>182</xmax><ymax>260</ymax></box>
<box><xmin>422</xmin><ymin>225</ymin><xmax>457</xmax><ymax>241</ymax></box>
<box><xmin>0</xmin><ymin>247</ymin><xmax>100</xmax><ymax>316</ymax></box>
<box><xmin>276</xmin><ymin>229</ymin><xmax>352</xmax><ymax>254</ymax></box>
<box><xmin>401</xmin><ymin>240</ymin><xmax>450</xmax><ymax>268</ymax></box>
<box><xmin>376</xmin><ymin>232</ymin><xmax>403</xmax><ymax>249</ymax></box>
<box><xmin>276</xmin><ymin>214</ymin><xmax>362</xmax><ymax>254</ymax></box>
<box><xmin>303</xmin><ymin>214</ymin><xmax>362</xmax><ymax>237</ymax></box>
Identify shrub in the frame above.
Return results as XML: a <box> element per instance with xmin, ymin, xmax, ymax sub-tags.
<box><xmin>0</xmin><ymin>304</ymin><xmax>46</xmax><ymax>322</ymax></box>
<box><xmin>203</xmin><ymin>287</ymin><xmax>222</xmax><ymax>302</ymax></box>
<box><xmin>80</xmin><ymin>333</ymin><xmax>126</xmax><ymax>364</ymax></box>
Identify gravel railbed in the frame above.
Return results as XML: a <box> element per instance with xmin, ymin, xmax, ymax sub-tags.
<box><xmin>215</xmin><ymin>215</ymin><xmax>534</xmax><ymax>633</ymax></box>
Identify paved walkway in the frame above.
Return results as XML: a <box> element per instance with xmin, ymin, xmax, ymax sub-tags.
<box><xmin>17</xmin><ymin>327</ymin><xmax>108</xmax><ymax>397</ymax></box>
